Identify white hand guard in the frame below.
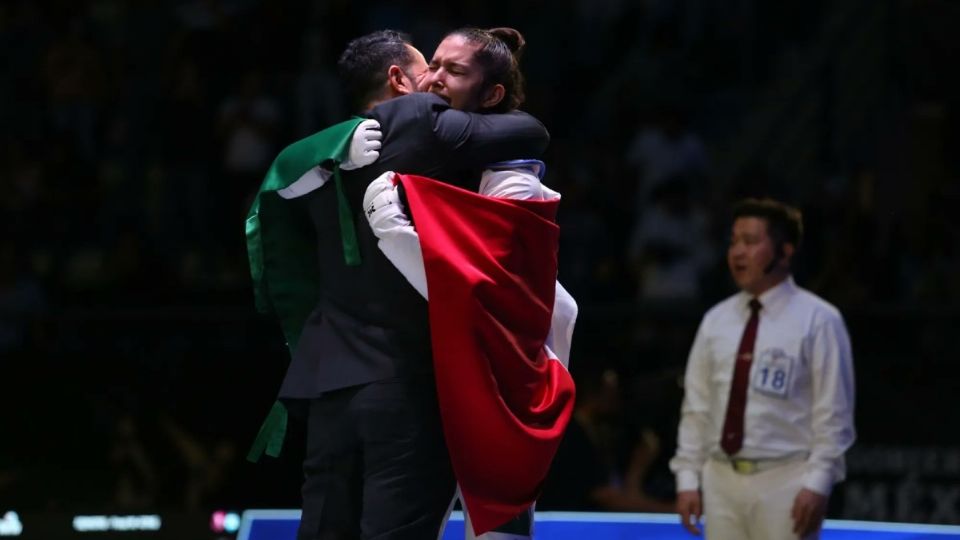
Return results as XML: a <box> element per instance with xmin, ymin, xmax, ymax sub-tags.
<box><xmin>340</xmin><ymin>119</ymin><xmax>382</xmax><ymax>170</ymax></box>
<box><xmin>363</xmin><ymin>172</ymin><xmax>410</xmax><ymax>237</ymax></box>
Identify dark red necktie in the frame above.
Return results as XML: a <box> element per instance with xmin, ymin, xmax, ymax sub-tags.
<box><xmin>721</xmin><ymin>298</ymin><xmax>762</xmax><ymax>455</ymax></box>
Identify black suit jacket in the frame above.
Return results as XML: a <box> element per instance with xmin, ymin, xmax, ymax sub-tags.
<box><xmin>279</xmin><ymin>92</ymin><xmax>549</xmax><ymax>398</ymax></box>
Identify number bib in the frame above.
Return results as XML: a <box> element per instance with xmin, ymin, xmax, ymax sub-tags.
<box><xmin>751</xmin><ymin>348</ymin><xmax>794</xmax><ymax>399</ymax></box>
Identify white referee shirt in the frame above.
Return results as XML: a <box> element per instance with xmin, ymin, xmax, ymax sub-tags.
<box><xmin>669</xmin><ymin>276</ymin><xmax>856</xmax><ymax>495</ymax></box>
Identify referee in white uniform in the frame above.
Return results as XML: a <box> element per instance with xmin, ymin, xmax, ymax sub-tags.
<box><xmin>670</xmin><ymin>198</ymin><xmax>856</xmax><ymax>540</ymax></box>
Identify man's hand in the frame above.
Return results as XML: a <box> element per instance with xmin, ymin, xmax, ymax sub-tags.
<box><xmin>341</xmin><ymin>119</ymin><xmax>382</xmax><ymax>170</ymax></box>
<box><xmin>791</xmin><ymin>488</ymin><xmax>828</xmax><ymax>537</ymax></box>
<box><xmin>676</xmin><ymin>490</ymin><xmax>702</xmax><ymax>536</ymax></box>
<box><xmin>362</xmin><ymin>171</ymin><xmax>409</xmax><ymax>237</ymax></box>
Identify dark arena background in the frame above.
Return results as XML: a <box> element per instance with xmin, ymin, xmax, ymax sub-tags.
<box><xmin>2</xmin><ymin>0</ymin><xmax>959</xmax><ymax>538</ymax></box>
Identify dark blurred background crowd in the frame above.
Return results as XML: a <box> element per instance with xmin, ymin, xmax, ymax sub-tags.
<box><xmin>2</xmin><ymin>0</ymin><xmax>959</xmax><ymax>524</ymax></box>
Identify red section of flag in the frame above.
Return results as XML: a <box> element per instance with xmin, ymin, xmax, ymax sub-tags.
<box><xmin>397</xmin><ymin>174</ymin><xmax>576</xmax><ymax>535</ymax></box>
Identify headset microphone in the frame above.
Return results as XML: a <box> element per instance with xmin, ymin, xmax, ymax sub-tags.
<box><xmin>764</xmin><ymin>243</ymin><xmax>784</xmax><ymax>275</ymax></box>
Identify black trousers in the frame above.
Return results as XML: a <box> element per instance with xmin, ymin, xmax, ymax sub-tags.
<box><xmin>297</xmin><ymin>376</ymin><xmax>456</xmax><ymax>540</ymax></box>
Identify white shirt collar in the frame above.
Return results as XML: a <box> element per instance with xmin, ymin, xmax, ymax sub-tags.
<box><xmin>738</xmin><ymin>275</ymin><xmax>797</xmax><ymax>318</ymax></box>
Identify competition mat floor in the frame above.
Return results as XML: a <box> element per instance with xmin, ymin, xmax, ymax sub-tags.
<box><xmin>237</xmin><ymin>510</ymin><xmax>960</xmax><ymax>539</ymax></box>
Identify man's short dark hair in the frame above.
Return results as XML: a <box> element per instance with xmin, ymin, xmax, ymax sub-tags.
<box><xmin>732</xmin><ymin>197</ymin><xmax>803</xmax><ymax>252</ymax></box>
<box><xmin>337</xmin><ymin>30</ymin><xmax>414</xmax><ymax>113</ymax></box>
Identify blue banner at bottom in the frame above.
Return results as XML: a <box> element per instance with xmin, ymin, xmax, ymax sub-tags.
<box><xmin>237</xmin><ymin>510</ymin><xmax>960</xmax><ymax>540</ymax></box>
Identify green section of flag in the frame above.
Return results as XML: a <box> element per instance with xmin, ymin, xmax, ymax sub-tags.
<box><xmin>245</xmin><ymin>117</ymin><xmax>363</xmax><ymax>461</ymax></box>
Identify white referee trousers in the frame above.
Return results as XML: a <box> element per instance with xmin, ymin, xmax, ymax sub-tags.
<box><xmin>702</xmin><ymin>459</ymin><xmax>819</xmax><ymax>540</ymax></box>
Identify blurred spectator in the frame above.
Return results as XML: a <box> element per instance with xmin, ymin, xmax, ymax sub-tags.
<box><xmin>626</xmin><ymin>178</ymin><xmax>714</xmax><ymax>301</ymax></box>
<box><xmin>539</xmin><ymin>367</ymin><xmax>674</xmax><ymax>512</ymax></box>
<box><xmin>554</xmin><ymin>143</ymin><xmax>627</xmax><ymax>302</ymax></box>
<box><xmin>217</xmin><ymin>68</ymin><xmax>282</xmax><ymax>236</ymax></box>
<box><xmin>0</xmin><ymin>4</ymin><xmax>50</xmax><ymax>141</ymax></box>
<box><xmin>0</xmin><ymin>241</ymin><xmax>46</xmax><ymax>355</ymax></box>
<box><xmin>218</xmin><ymin>67</ymin><xmax>281</xmax><ymax>180</ymax></box>
<box><xmin>625</xmin><ymin>104</ymin><xmax>709</xmax><ymax>212</ymax></box>
<box><xmin>109</xmin><ymin>414</ymin><xmax>158</xmax><ymax>510</ymax></box>
<box><xmin>295</xmin><ymin>30</ymin><xmax>345</xmax><ymax>137</ymax></box>
<box><xmin>42</xmin><ymin>17</ymin><xmax>105</xmax><ymax>162</ymax></box>
<box><xmin>160</xmin><ymin>415</ymin><xmax>239</xmax><ymax>511</ymax></box>
<box><xmin>158</xmin><ymin>56</ymin><xmax>217</xmax><ymax>262</ymax></box>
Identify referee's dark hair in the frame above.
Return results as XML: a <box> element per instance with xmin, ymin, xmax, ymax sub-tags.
<box><xmin>732</xmin><ymin>198</ymin><xmax>803</xmax><ymax>253</ymax></box>
<box><xmin>338</xmin><ymin>30</ymin><xmax>415</xmax><ymax>113</ymax></box>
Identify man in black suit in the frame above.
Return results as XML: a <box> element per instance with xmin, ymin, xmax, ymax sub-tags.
<box><xmin>277</xmin><ymin>30</ymin><xmax>549</xmax><ymax>540</ymax></box>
